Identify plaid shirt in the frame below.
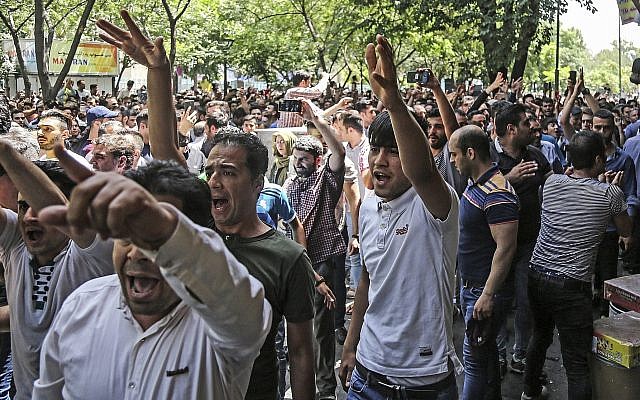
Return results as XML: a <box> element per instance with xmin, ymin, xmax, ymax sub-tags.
<box><xmin>285</xmin><ymin>157</ymin><xmax>346</xmax><ymax>265</ymax></box>
<box><xmin>277</xmin><ymin>86</ymin><xmax>324</xmax><ymax>128</ymax></box>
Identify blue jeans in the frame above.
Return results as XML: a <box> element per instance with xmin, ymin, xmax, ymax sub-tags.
<box><xmin>512</xmin><ymin>242</ymin><xmax>534</xmax><ymax>359</ymax></box>
<box><xmin>347</xmin><ymin>367</ymin><xmax>458</xmax><ymax>400</ymax></box>
<box><xmin>461</xmin><ymin>286</ymin><xmax>510</xmax><ymax>400</ymax></box>
<box><xmin>345</xmin><ymin>212</ymin><xmax>362</xmax><ymax>289</ymax></box>
<box><xmin>524</xmin><ymin>270</ymin><xmax>592</xmax><ymax>400</ymax></box>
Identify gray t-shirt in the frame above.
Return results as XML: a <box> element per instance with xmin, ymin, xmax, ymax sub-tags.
<box><xmin>530</xmin><ymin>174</ymin><xmax>627</xmax><ymax>281</ymax></box>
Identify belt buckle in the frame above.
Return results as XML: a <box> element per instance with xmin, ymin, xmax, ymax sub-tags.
<box><xmin>377</xmin><ymin>380</ymin><xmax>401</xmax><ymax>392</ymax></box>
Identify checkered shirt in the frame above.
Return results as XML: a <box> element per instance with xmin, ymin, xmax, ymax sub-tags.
<box><xmin>285</xmin><ymin>157</ymin><xmax>346</xmax><ymax>265</ymax></box>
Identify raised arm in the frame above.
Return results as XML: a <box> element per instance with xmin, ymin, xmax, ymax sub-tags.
<box><xmin>322</xmin><ymin>97</ymin><xmax>352</xmax><ymax>118</ymax></box>
<box><xmin>560</xmin><ymin>77</ymin><xmax>583</xmax><ymax>141</ymax></box>
<box><xmin>423</xmin><ymin>70</ymin><xmax>460</xmax><ymax>140</ymax></box>
<box><xmin>365</xmin><ymin>35</ymin><xmax>451</xmax><ymax>219</ymax></box>
<box><xmin>97</xmin><ymin>11</ymin><xmax>187</xmax><ymax>168</ymax></box>
<box><xmin>301</xmin><ymin>99</ymin><xmax>345</xmax><ymax>173</ymax></box>
<box><xmin>0</xmin><ymin>141</ymin><xmax>95</xmax><ymax>247</ymax></box>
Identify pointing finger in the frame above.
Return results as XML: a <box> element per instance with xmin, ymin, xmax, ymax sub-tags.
<box><xmin>53</xmin><ymin>144</ymin><xmax>94</xmax><ymax>183</ymax></box>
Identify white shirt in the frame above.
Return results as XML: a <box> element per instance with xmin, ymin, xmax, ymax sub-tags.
<box><xmin>0</xmin><ymin>210</ymin><xmax>114</xmax><ymax>400</ymax></box>
<box><xmin>357</xmin><ymin>185</ymin><xmax>462</xmax><ymax>383</ymax></box>
<box><xmin>33</xmin><ymin>208</ymin><xmax>272</xmax><ymax>399</ymax></box>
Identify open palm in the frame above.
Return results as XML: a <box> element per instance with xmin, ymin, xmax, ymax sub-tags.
<box><xmin>97</xmin><ymin>10</ymin><xmax>169</xmax><ymax>70</ymax></box>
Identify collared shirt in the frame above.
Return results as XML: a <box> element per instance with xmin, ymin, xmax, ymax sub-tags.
<box><xmin>490</xmin><ymin>138</ymin><xmax>551</xmax><ymax>244</ymax></box>
<box><xmin>285</xmin><ymin>157</ymin><xmax>346</xmax><ymax>264</ymax></box>
<box><xmin>33</xmin><ymin>209</ymin><xmax>272</xmax><ymax>400</ymax></box>
<box><xmin>458</xmin><ymin>164</ymin><xmax>519</xmax><ymax>283</ymax></box>
<box><xmin>605</xmin><ymin>146</ymin><xmax>638</xmax><ymax>220</ymax></box>
<box><xmin>344</xmin><ymin>137</ymin><xmax>371</xmax><ymax>200</ymax></box>
<box><xmin>357</xmin><ymin>185</ymin><xmax>463</xmax><ymax>383</ymax></box>
<box><xmin>0</xmin><ymin>210</ymin><xmax>114</xmax><ymax>400</ymax></box>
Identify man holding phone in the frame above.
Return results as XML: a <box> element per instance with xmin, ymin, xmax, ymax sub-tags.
<box><xmin>278</xmin><ymin>71</ymin><xmax>330</xmax><ymax>128</ymax></box>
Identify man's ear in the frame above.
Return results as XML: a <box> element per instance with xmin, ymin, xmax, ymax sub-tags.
<box><xmin>466</xmin><ymin>147</ymin><xmax>475</xmax><ymax>160</ymax></box>
<box><xmin>61</xmin><ymin>129</ymin><xmax>70</xmax><ymax>140</ymax></box>
<box><xmin>117</xmin><ymin>155</ymin><xmax>127</xmax><ymax>169</ymax></box>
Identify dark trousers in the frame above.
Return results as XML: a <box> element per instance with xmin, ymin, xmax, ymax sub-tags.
<box><xmin>314</xmin><ymin>259</ymin><xmax>337</xmax><ymax>397</ymax></box>
<box><xmin>594</xmin><ymin>231</ymin><xmax>619</xmax><ymax>315</ymax></box>
<box><xmin>333</xmin><ymin>230</ymin><xmax>348</xmax><ymax>329</ymax></box>
<box><xmin>524</xmin><ymin>270</ymin><xmax>593</xmax><ymax>400</ymax></box>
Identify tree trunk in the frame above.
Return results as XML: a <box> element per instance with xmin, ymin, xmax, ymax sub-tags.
<box><xmin>511</xmin><ymin>0</ymin><xmax>540</xmax><ymax>80</ymax></box>
<box><xmin>0</xmin><ymin>13</ymin><xmax>32</xmax><ymax>96</ymax></box>
<box><xmin>34</xmin><ymin>0</ymin><xmax>96</xmax><ymax>102</ymax></box>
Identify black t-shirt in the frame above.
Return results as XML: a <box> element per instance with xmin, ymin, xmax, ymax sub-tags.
<box><xmin>222</xmin><ymin>229</ymin><xmax>314</xmax><ymax>400</ymax></box>
<box><xmin>490</xmin><ymin>142</ymin><xmax>551</xmax><ymax>244</ymax></box>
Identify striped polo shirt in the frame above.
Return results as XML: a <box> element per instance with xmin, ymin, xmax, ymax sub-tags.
<box><xmin>458</xmin><ymin>164</ymin><xmax>519</xmax><ymax>283</ymax></box>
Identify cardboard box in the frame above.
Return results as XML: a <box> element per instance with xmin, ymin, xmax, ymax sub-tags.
<box><xmin>604</xmin><ymin>275</ymin><xmax>640</xmax><ymax>312</ymax></box>
<box><xmin>592</xmin><ymin>311</ymin><xmax>640</xmax><ymax>368</ymax></box>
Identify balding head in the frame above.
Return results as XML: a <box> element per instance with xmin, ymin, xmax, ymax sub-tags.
<box><xmin>449</xmin><ymin>125</ymin><xmax>491</xmax><ymax>163</ymax></box>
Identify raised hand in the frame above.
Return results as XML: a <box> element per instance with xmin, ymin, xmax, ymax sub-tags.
<box><xmin>38</xmin><ymin>145</ymin><xmax>178</xmax><ymax>250</ymax></box>
<box><xmin>486</xmin><ymin>72</ymin><xmax>505</xmax><ymax>93</ymax></box>
<box><xmin>365</xmin><ymin>35</ymin><xmax>404</xmax><ymax>110</ymax></box>
<box><xmin>178</xmin><ymin>106</ymin><xmax>199</xmax><ymax>135</ymax></box>
<box><xmin>97</xmin><ymin>10</ymin><xmax>169</xmax><ymax>70</ymax></box>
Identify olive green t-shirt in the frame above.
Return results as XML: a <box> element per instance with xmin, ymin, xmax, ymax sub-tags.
<box><xmin>222</xmin><ymin>229</ymin><xmax>314</xmax><ymax>400</ymax></box>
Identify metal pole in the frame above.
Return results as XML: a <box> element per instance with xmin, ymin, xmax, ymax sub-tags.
<box><xmin>619</xmin><ymin>17</ymin><xmax>623</xmax><ymax>94</ymax></box>
<box><xmin>223</xmin><ymin>60</ymin><xmax>228</xmax><ymax>96</ymax></box>
<box><xmin>554</xmin><ymin>0</ymin><xmax>560</xmax><ymax>98</ymax></box>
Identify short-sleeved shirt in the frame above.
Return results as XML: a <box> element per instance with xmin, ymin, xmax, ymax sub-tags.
<box><xmin>531</xmin><ymin>174</ymin><xmax>627</xmax><ymax>281</ymax></box>
<box><xmin>285</xmin><ymin>158</ymin><xmax>346</xmax><ymax>264</ymax></box>
<box><xmin>458</xmin><ymin>165</ymin><xmax>519</xmax><ymax>283</ymax></box>
<box><xmin>490</xmin><ymin>139</ymin><xmax>551</xmax><ymax>244</ymax></box>
<box><xmin>257</xmin><ymin>182</ymin><xmax>296</xmax><ymax>227</ymax></box>
<box><xmin>221</xmin><ymin>229</ymin><xmax>314</xmax><ymax>400</ymax></box>
<box><xmin>345</xmin><ymin>137</ymin><xmax>371</xmax><ymax>200</ymax></box>
<box><xmin>0</xmin><ymin>210</ymin><xmax>114</xmax><ymax>400</ymax></box>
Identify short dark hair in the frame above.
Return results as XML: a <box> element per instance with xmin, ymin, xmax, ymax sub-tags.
<box><xmin>541</xmin><ymin>96</ymin><xmax>553</xmax><ymax>105</ymax></box>
<box><xmin>354</xmin><ymin>99</ymin><xmax>373</xmax><ymax>113</ymax></box>
<box><xmin>541</xmin><ymin>116</ymin><xmax>557</xmax><ymax>131</ymax></box>
<box><xmin>427</xmin><ymin>108</ymin><xmax>441</xmax><ymax>119</ymax></box>
<box><xmin>594</xmin><ymin>109</ymin><xmax>615</xmax><ymax>125</ymax></box>
<box><xmin>40</xmin><ymin>109</ymin><xmax>71</xmax><ymax>130</ymax></box>
<box><xmin>210</xmin><ymin>132</ymin><xmax>269</xmax><ymax>180</ymax></box>
<box><xmin>33</xmin><ymin>160</ymin><xmax>76</xmax><ymax>199</ymax></box>
<box><xmin>292</xmin><ymin>71</ymin><xmax>311</xmax><ymax>86</ymax></box>
<box><xmin>136</xmin><ymin>111</ymin><xmax>149</xmax><ymax>127</ymax></box>
<box><xmin>293</xmin><ymin>135</ymin><xmax>323</xmax><ymax>158</ymax></box>
<box><xmin>368</xmin><ymin>111</ymin><xmax>397</xmax><ymax>149</ymax></box>
<box><xmin>125</xmin><ymin>160</ymin><xmax>212</xmax><ymax>228</ymax></box>
<box><xmin>495</xmin><ymin>103</ymin><xmax>526</xmax><ymax>137</ymax></box>
<box><xmin>454</xmin><ymin>125</ymin><xmax>491</xmax><ymax>162</ymax></box>
<box><xmin>566</xmin><ymin>131</ymin><xmax>605</xmax><ymax>170</ymax></box>
<box><xmin>339</xmin><ymin>113</ymin><xmax>363</xmax><ymax>133</ymax></box>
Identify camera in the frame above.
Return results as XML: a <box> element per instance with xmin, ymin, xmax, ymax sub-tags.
<box><xmin>407</xmin><ymin>71</ymin><xmax>429</xmax><ymax>85</ymax></box>
<box><xmin>569</xmin><ymin>70</ymin><xmax>577</xmax><ymax>84</ymax></box>
<box><xmin>280</xmin><ymin>99</ymin><xmax>302</xmax><ymax>113</ymax></box>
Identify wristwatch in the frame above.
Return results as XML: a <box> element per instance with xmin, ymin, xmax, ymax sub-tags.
<box><xmin>351</xmin><ymin>234</ymin><xmax>359</xmax><ymax>239</ymax></box>
<box><xmin>315</xmin><ymin>277</ymin><xmax>326</xmax><ymax>287</ymax></box>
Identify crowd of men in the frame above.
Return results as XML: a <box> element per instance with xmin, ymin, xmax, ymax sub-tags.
<box><xmin>0</xmin><ymin>10</ymin><xmax>638</xmax><ymax>400</ymax></box>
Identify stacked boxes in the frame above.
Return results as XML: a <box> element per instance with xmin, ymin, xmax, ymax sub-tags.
<box><xmin>592</xmin><ymin>311</ymin><xmax>640</xmax><ymax>368</ymax></box>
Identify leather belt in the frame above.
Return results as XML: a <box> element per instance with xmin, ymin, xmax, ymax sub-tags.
<box><xmin>528</xmin><ymin>265</ymin><xmax>591</xmax><ymax>293</ymax></box>
<box><xmin>354</xmin><ymin>360</ymin><xmax>454</xmax><ymax>399</ymax></box>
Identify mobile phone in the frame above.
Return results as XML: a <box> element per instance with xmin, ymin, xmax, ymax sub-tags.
<box><xmin>280</xmin><ymin>99</ymin><xmax>302</xmax><ymax>113</ymax></box>
<box><xmin>569</xmin><ymin>70</ymin><xmax>577</xmax><ymax>83</ymax></box>
<box><xmin>184</xmin><ymin>100</ymin><xmax>195</xmax><ymax>109</ymax></box>
<box><xmin>407</xmin><ymin>71</ymin><xmax>429</xmax><ymax>85</ymax></box>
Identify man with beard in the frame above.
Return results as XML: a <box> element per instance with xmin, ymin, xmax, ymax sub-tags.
<box><xmin>490</xmin><ymin>103</ymin><xmax>552</xmax><ymax>375</ymax></box>
<box><xmin>285</xmin><ymin>99</ymin><xmax>346</xmax><ymax>400</ymax></box>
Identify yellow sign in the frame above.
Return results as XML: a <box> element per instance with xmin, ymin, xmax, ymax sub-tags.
<box><xmin>618</xmin><ymin>0</ymin><xmax>640</xmax><ymax>25</ymax></box>
<box><xmin>48</xmin><ymin>42</ymin><xmax>118</xmax><ymax>75</ymax></box>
